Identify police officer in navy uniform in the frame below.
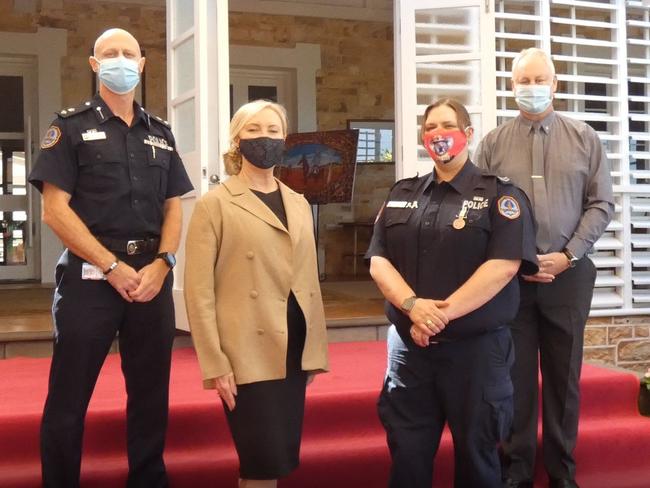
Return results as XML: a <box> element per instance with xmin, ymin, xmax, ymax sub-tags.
<box><xmin>366</xmin><ymin>98</ymin><xmax>538</xmax><ymax>488</ymax></box>
<box><xmin>28</xmin><ymin>28</ymin><xmax>193</xmax><ymax>488</ymax></box>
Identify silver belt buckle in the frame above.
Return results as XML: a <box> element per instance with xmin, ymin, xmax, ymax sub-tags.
<box><xmin>126</xmin><ymin>240</ymin><xmax>140</xmax><ymax>255</ymax></box>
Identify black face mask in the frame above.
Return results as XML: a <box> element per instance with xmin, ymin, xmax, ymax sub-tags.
<box><xmin>239</xmin><ymin>137</ymin><xmax>285</xmax><ymax>169</ymax></box>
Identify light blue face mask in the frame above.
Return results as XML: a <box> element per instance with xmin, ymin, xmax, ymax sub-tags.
<box><xmin>97</xmin><ymin>56</ymin><xmax>141</xmax><ymax>95</ymax></box>
<box><xmin>514</xmin><ymin>84</ymin><xmax>553</xmax><ymax>114</ymax></box>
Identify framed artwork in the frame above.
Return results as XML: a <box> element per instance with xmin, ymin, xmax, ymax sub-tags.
<box><xmin>275</xmin><ymin>129</ymin><xmax>359</xmax><ymax>204</ymax></box>
<box><xmin>347</xmin><ymin>119</ymin><xmax>394</xmax><ymax>163</ymax></box>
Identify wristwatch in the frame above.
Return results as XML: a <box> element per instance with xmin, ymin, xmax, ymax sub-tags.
<box><xmin>156</xmin><ymin>252</ymin><xmax>176</xmax><ymax>269</ymax></box>
<box><xmin>563</xmin><ymin>249</ymin><xmax>578</xmax><ymax>268</ymax></box>
<box><xmin>400</xmin><ymin>295</ymin><xmax>418</xmax><ymax>313</ymax></box>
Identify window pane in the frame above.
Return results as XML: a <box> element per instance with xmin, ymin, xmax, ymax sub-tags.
<box><xmin>174</xmin><ymin>37</ymin><xmax>195</xmax><ymax>97</ymax></box>
<box><xmin>174</xmin><ymin>98</ymin><xmax>195</xmax><ymax>154</ymax></box>
<box><xmin>174</xmin><ymin>0</ymin><xmax>194</xmax><ymax>37</ymax></box>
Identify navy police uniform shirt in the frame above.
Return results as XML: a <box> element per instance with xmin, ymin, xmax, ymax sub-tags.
<box><xmin>366</xmin><ymin>160</ymin><xmax>538</xmax><ymax>341</ymax></box>
<box><xmin>28</xmin><ymin>94</ymin><xmax>193</xmax><ymax>239</ymax></box>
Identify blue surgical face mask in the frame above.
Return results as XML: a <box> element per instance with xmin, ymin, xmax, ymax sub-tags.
<box><xmin>514</xmin><ymin>84</ymin><xmax>553</xmax><ymax>114</ymax></box>
<box><xmin>96</xmin><ymin>56</ymin><xmax>141</xmax><ymax>95</ymax></box>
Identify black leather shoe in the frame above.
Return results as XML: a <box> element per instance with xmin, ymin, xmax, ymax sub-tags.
<box><xmin>503</xmin><ymin>479</ymin><xmax>534</xmax><ymax>488</ymax></box>
<box><xmin>549</xmin><ymin>480</ymin><xmax>579</xmax><ymax>488</ymax></box>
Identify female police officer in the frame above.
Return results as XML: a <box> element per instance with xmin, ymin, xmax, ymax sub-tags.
<box><xmin>366</xmin><ymin>98</ymin><xmax>538</xmax><ymax>488</ymax></box>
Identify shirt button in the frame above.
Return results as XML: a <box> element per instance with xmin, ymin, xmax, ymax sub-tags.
<box><xmin>246</xmin><ymin>251</ymin><xmax>254</xmax><ymax>259</ymax></box>
<box><xmin>130</xmin><ymin>152</ymin><xmax>135</xmax><ymax>158</ymax></box>
<box><xmin>256</xmin><ymin>329</ymin><xmax>264</xmax><ymax>335</ymax></box>
<box><xmin>133</xmin><ymin>199</ymin><xmax>139</xmax><ymax>205</ymax></box>
<box><xmin>132</xmin><ymin>176</ymin><xmax>139</xmax><ymax>181</ymax></box>
<box><xmin>250</xmin><ymin>290</ymin><xmax>258</xmax><ymax>298</ymax></box>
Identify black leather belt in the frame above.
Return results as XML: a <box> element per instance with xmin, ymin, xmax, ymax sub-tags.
<box><xmin>97</xmin><ymin>236</ymin><xmax>160</xmax><ymax>255</ymax></box>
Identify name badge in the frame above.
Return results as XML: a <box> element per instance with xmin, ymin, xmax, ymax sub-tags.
<box><xmin>81</xmin><ymin>262</ymin><xmax>106</xmax><ymax>281</ymax></box>
<box><xmin>81</xmin><ymin>129</ymin><xmax>107</xmax><ymax>141</ymax></box>
<box><xmin>144</xmin><ymin>136</ymin><xmax>174</xmax><ymax>151</ymax></box>
<box><xmin>386</xmin><ymin>200</ymin><xmax>418</xmax><ymax>209</ymax></box>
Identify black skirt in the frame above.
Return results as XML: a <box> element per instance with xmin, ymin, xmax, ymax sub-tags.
<box><xmin>224</xmin><ymin>291</ymin><xmax>308</xmax><ymax>480</ymax></box>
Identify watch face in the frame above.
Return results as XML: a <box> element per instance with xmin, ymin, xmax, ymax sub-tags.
<box><xmin>166</xmin><ymin>253</ymin><xmax>176</xmax><ymax>268</ymax></box>
<box><xmin>402</xmin><ymin>296</ymin><xmax>416</xmax><ymax>312</ymax></box>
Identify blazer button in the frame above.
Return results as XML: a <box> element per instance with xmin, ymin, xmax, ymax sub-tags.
<box><xmin>246</xmin><ymin>251</ymin><xmax>254</xmax><ymax>259</ymax></box>
<box><xmin>250</xmin><ymin>290</ymin><xmax>258</xmax><ymax>298</ymax></box>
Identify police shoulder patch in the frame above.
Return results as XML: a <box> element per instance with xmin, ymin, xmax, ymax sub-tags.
<box><xmin>40</xmin><ymin>125</ymin><xmax>62</xmax><ymax>149</ymax></box>
<box><xmin>497</xmin><ymin>196</ymin><xmax>520</xmax><ymax>220</ymax></box>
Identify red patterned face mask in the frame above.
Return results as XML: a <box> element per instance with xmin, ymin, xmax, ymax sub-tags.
<box><xmin>423</xmin><ymin>129</ymin><xmax>468</xmax><ymax>163</ymax></box>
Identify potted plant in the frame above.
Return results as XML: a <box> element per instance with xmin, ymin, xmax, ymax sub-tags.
<box><xmin>639</xmin><ymin>367</ymin><xmax>650</xmax><ymax>417</ymax></box>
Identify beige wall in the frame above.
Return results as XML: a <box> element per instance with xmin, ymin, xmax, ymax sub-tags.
<box><xmin>0</xmin><ymin>0</ymin><xmax>168</xmax><ymax>116</ymax></box>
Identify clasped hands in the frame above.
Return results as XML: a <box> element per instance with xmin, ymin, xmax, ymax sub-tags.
<box><xmin>522</xmin><ymin>252</ymin><xmax>570</xmax><ymax>283</ymax></box>
<box><xmin>408</xmin><ymin>298</ymin><xmax>449</xmax><ymax>348</ymax></box>
<box><xmin>106</xmin><ymin>259</ymin><xmax>168</xmax><ymax>303</ymax></box>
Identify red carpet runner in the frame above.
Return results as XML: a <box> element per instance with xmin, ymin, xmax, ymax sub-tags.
<box><xmin>0</xmin><ymin>341</ymin><xmax>649</xmax><ymax>487</ymax></box>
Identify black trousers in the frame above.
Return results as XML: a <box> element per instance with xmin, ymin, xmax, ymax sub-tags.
<box><xmin>503</xmin><ymin>257</ymin><xmax>596</xmax><ymax>482</ymax></box>
<box><xmin>41</xmin><ymin>249</ymin><xmax>175</xmax><ymax>488</ymax></box>
<box><xmin>378</xmin><ymin>325</ymin><xmax>515</xmax><ymax>488</ymax></box>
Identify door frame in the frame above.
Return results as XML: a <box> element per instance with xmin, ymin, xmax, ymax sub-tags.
<box><xmin>0</xmin><ymin>27</ymin><xmax>67</xmax><ymax>283</ymax></box>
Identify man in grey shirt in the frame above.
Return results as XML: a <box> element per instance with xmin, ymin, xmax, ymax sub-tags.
<box><xmin>475</xmin><ymin>48</ymin><xmax>614</xmax><ymax>488</ymax></box>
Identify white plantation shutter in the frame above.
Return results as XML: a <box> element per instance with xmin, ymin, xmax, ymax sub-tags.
<box><xmin>491</xmin><ymin>0</ymin><xmax>650</xmax><ymax>315</ymax></box>
<box><xmin>395</xmin><ymin>0</ymin><xmax>496</xmax><ymax>179</ymax></box>
<box><xmin>398</xmin><ymin>1</ymin><xmax>650</xmax><ymax>315</ymax></box>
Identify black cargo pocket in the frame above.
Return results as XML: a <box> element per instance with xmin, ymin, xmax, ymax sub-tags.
<box><xmin>146</xmin><ymin>149</ymin><xmax>171</xmax><ymax>199</ymax></box>
<box><xmin>483</xmin><ymin>380</ymin><xmax>514</xmax><ymax>442</ymax></box>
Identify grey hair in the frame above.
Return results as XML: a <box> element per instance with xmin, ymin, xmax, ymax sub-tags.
<box><xmin>511</xmin><ymin>47</ymin><xmax>556</xmax><ymax>78</ymax></box>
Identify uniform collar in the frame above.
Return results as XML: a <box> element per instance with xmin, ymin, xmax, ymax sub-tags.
<box><xmin>91</xmin><ymin>94</ymin><xmax>149</xmax><ymax>128</ymax></box>
<box><xmin>426</xmin><ymin>159</ymin><xmax>483</xmax><ymax>195</ymax></box>
<box><xmin>517</xmin><ymin>110</ymin><xmax>555</xmax><ymax>135</ymax></box>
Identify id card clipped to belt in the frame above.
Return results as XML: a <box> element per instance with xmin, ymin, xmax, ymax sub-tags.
<box><xmin>82</xmin><ymin>262</ymin><xmax>107</xmax><ymax>280</ymax></box>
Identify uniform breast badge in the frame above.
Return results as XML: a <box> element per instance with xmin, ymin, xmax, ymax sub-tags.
<box><xmin>453</xmin><ymin>204</ymin><xmax>469</xmax><ymax>229</ymax></box>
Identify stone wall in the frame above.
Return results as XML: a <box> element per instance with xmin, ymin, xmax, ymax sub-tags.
<box><xmin>0</xmin><ymin>0</ymin><xmax>168</xmax><ymax>116</ymax></box>
<box><xmin>585</xmin><ymin>316</ymin><xmax>650</xmax><ymax>373</ymax></box>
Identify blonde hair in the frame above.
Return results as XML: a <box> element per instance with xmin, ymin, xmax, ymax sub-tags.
<box><xmin>511</xmin><ymin>47</ymin><xmax>556</xmax><ymax>78</ymax></box>
<box><xmin>223</xmin><ymin>100</ymin><xmax>289</xmax><ymax>175</ymax></box>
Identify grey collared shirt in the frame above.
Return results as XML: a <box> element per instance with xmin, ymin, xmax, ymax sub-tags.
<box><xmin>474</xmin><ymin>111</ymin><xmax>614</xmax><ymax>259</ymax></box>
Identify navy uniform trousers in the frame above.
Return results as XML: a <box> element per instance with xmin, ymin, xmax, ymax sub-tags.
<box><xmin>378</xmin><ymin>325</ymin><xmax>515</xmax><ymax>488</ymax></box>
<box><xmin>503</xmin><ymin>257</ymin><xmax>597</xmax><ymax>482</ymax></box>
<box><xmin>41</xmin><ymin>249</ymin><xmax>175</xmax><ymax>488</ymax></box>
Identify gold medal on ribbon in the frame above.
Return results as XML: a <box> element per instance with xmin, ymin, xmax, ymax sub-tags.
<box><xmin>452</xmin><ymin>218</ymin><xmax>466</xmax><ymax>230</ymax></box>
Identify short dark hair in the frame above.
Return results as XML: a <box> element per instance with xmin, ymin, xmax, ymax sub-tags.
<box><xmin>420</xmin><ymin>98</ymin><xmax>472</xmax><ymax>141</ymax></box>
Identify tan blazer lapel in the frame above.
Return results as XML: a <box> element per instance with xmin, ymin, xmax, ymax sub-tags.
<box><xmin>224</xmin><ymin>174</ymin><xmax>288</xmax><ymax>233</ymax></box>
<box><xmin>278</xmin><ymin>179</ymin><xmax>304</xmax><ymax>245</ymax></box>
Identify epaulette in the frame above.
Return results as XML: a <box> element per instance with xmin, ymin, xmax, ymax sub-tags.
<box><xmin>140</xmin><ymin>107</ymin><xmax>171</xmax><ymax>128</ymax></box>
<box><xmin>56</xmin><ymin>100</ymin><xmax>94</xmax><ymax>118</ymax></box>
<box><xmin>483</xmin><ymin>172</ymin><xmax>513</xmax><ymax>185</ymax></box>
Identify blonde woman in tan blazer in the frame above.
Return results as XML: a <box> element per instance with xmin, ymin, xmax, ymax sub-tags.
<box><xmin>184</xmin><ymin>100</ymin><xmax>329</xmax><ymax>488</ymax></box>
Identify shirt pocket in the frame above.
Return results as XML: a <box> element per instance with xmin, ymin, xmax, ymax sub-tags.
<box><xmin>76</xmin><ymin>141</ymin><xmax>125</xmax><ymax>193</ymax></box>
<box><xmin>384</xmin><ymin>208</ymin><xmax>412</xmax><ymax>227</ymax></box>
<box><xmin>146</xmin><ymin>147</ymin><xmax>171</xmax><ymax>200</ymax></box>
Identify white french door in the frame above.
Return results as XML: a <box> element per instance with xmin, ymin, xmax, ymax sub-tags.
<box><xmin>167</xmin><ymin>0</ymin><xmax>231</xmax><ymax>329</ymax></box>
<box><xmin>395</xmin><ymin>0</ymin><xmax>496</xmax><ymax>179</ymax></box>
